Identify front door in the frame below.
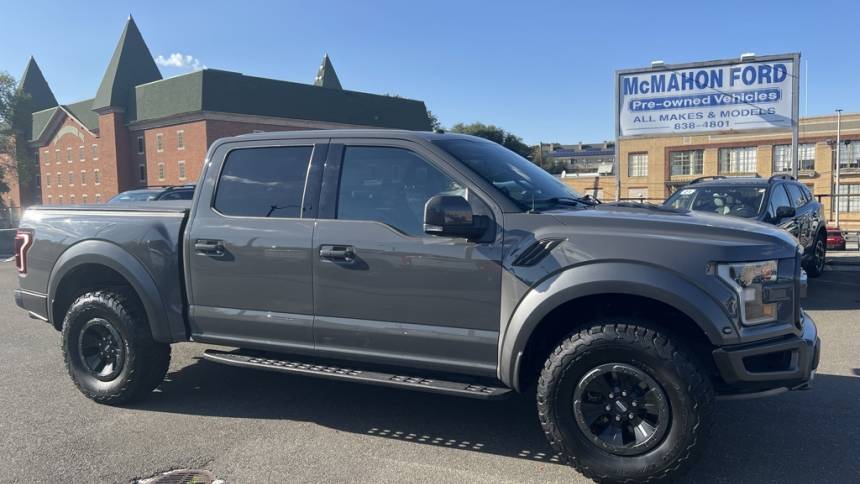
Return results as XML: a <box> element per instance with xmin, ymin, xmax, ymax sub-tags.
<box><xmin>186</xmin><ymin>138</ymin><xmax>327</xmax><ymax>354</ymax></box>
<box><xmin>312</xmin><ymin>140</ymin><xmax>503</xmax><ymax>377</ymax></box>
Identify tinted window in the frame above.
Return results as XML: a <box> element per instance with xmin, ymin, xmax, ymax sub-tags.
<box><xmin>157</xmin><ymin>189</ymin><xmax>194</xmax><ymax>201</ymax></box>
<box><xmin>214</xmin><ymin>146</ymin><xmax>312</xmax><ymax>218</ymax></box>
<box><xmin>337</xmin><ymin>146</ymin><xmax>464</xmax><ymax>236</ymax></box>
<box><xmin>664</xmin><ymin>185</ymin><xmax>766</xmax><ymax>218</ymax></box>
<box><xmin>766</xmin><ymin>185</ymin><xmax>791</xmax><ymax>221</ymax></box>
<box><xmin>433</xmin><ymin>138</ymin><xmax>581</xmax><ymax>211</ymax></box>
<box><xmin>785</xmin><ymin>183</ymin><xmax>806</xmax><ymax>208</ymax></box>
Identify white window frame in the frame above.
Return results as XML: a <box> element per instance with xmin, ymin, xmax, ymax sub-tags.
<box><xmin>67</xmin><ymin>171</ymin><xmax>74</xmax><ymax>187</ymax></box>
<box><xmin>56</xmin><ymin>172</ymin><xmax>62</xmax><ymax>187</ymax></box>
<box><xmin>44</xmin><ymin>150</ymin><xmax>50</xmax><ymax>165</ymax></box>
<box><xmin>176</xmin><ymin>130</ymin><xmax>185</xmax><ymax>150</ymax></box>
<box><xmin>46</xmin><ymin>173</ymin><xmax>51</xmax><ymax>187</ymax></box>
<box><xmin>139</xmin><ymin>163</ymin><xmax>146</xmax><ymax>183</ymax></box>
<box><xmin>55</xmin><ymin>148</ymin><xmax>60</xmax><ymax>164</ymax></box>
<box><xmin>67</xmin><ymin>147</ymin><xmax>72</xmax><ymax>163</ymax></box>
<box><xmin>95</xmin><ymin>194</ymin><xmax>101</xmax><ymax>203</ymax></box>
<box><xmin>156</xmin><ymin>133</ymin><xmax>164</xmax><ymax>152</ymax></box>
<box><xmin>82</xmin><ymin>194</ymin><xmax>88</xmax><ymax>204</ymax></box>
<box><xmin>178</xmin><ymin>160</ymin><xmax>186</xmax><ymax>180</ymax></box>
<box><xmin>137</xmin><ymin>136</ymin><xmax>145</xmax><ymax>155</ymax></box>
<box><xmin>80</xmin><ymin>170</ymin><xmax>87</xmax><ymax>186</ymax></box>
<box><xmin>773</xmin><ymin>144</ymin><xmax>815</xmax><ymax>172</ymax></box>
<box><xmin>669</xmin><ymin>150</ymin><xmax>704</xmax><ymax>176</ymax></box>
<box><xmin>628</xmin><ymin>153</ymin><xmax>648</xmax><ymax>177</ymax></box>
<box><xmin>157</xmin><ymin>162</ymin><xmax>165</xmax><ymax>181</ymax></box>
<box><xmin>94</xmin><ymin>169</ymin><xmax>101</xmax><ymax>185</ymax></box>
<box><xmin>79</xmin><ymin>145</ymin><xmax>85</xmax><ymax>161</ymax></box>
<box><xmin>718</xmin><ymin>146</ymin><xmax>758</xmax><ymax>174</ymax></box>
<box><xmin>92</xmin><ymin>144</ymin><xmax>99</xmax><ymax>160</ymax></box>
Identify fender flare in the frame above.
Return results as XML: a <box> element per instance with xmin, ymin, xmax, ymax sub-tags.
<box><xmin>498</xmin><ymin>261</ymin><xmax>736</xmax><ymax>391</ymax></box>
<box><xmin>47</xmin><ymin>239</ymin><xmax>176</xmax><ymax>343</ymax></box>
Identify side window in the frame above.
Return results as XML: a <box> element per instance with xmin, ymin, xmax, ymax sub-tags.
<box><xmin>214</xmin><ymin>146</ymin><xmax>313</xmax><ymax>218</ymax></box>
<box><xmin>785</xmin><ymin>183</ymin><xmax>806</xmax><ymax>208</ymax></box>
<box><xmin>336</xmin><ymin>146</ymin><xmax>465</xmax><ymax>236</ymax></box>
<box><xmin>766</xmin><ymin>185</ymin><xmax>791</xmax><ymax>221</ymax></box>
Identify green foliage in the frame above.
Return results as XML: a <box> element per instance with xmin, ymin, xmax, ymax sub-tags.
<box><xmin>449</xmin><ymin>122</ymin><xmax>533</xmax><ymax>159</ymax></box>
<box><xmin>0</xmin><ymin>70</ymin><xmax>37</xmax><ymax>207</ymax></box>
<box><xmin>427</xmin><ymin>110</ymin><xmax>442</xmax><ymax>131</ymax></box>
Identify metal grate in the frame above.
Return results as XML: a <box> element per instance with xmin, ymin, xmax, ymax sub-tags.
<box><xmin>137</xmin><ymin>469</ymin><xmax>218</xmax><ymax>484</ymax></box>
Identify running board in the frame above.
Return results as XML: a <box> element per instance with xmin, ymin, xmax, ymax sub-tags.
<box><xmin>202</xmin><ymin>349</ymin><xmax>512</xmax><ymax>400</ymax></box>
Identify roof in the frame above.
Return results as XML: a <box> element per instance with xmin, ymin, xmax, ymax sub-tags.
<box><xmin>314</xmin><ymin>54</ymin><xmax>342</xmax><ymax>89</ymax></box>
<box><xmin>687</xmin><ymin>176</ymin><xmax>771</xmax><ymax>187</ymax></box>
<box><xmin>92</xmin><ymin>16</ymin><xmax>162</xmax><ymax>116</ymax></box>
<box><xmin>134</xmin><ymin>69</ymin><xmax>431</xmax><ymax>130</ymax></box>
<box><xmin>17</xmin><ymin>57</ymin><xmax>58</xmax><ymax>113</ymax></box>
<box><xmin>30</xmin><ymin>98</ymin><xmax>99</xmax><ymax>142</ymax></box>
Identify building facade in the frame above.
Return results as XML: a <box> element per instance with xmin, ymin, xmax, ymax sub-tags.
<box><xmin>561</xmin><ymin>112</ymin><xmax>860</xmax><ymax>230</ymax></box>
<box><xmin>8</xmin><ymin>17</ymin><xmax>431</xmax><ymax>208</ymax></box>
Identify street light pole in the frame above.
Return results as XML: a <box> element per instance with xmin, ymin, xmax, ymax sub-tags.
<box><xmin>835</xmin><ymin>109</ymin><xmax>842</xmax><ymax>226</ymax></box>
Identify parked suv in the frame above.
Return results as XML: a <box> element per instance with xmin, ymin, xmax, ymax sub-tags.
<box><xmin>14</xmin><ymin>131</ymin><xmax>819</xmax><ymax>483</ymax></box>
<box><xmin>665</xmin><ymin>175</ymin><xmax>827</xmax><ymax>276</ymax></box>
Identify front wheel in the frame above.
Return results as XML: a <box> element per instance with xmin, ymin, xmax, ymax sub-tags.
<box><xmin>537</xmin><ymin>322</ymin><xmax>713</xmax><ymax>483</ymax></box>
<box><xmin>62</xmin><ymin>290</ymin><xmax>171</xmax><ymax>405</ymax></box>
<box><xmin>805</xmin><ymin>234</ymin><xmax>826</xmax><ymax>278</ymax></box>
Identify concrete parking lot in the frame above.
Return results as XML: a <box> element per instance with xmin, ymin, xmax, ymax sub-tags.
<box><xmin>0</xmin><ymin>262</ymin><xmax>858</xmax><ymax>484</ymax></box>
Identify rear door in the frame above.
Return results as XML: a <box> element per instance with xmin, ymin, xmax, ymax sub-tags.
<box><xmin>185</xmin><ymin>137</ymin><xmax>327</xmax><ymax>353</ymax></box>
<box><xmin>311</xmin><ymin>138</ymin><xmax>503</xmax><ymax>376</ymax></box>
<box><xmin>785</xmin><ymin>182</ymin><xmax>812</xmax><ymax>248</ymax></box>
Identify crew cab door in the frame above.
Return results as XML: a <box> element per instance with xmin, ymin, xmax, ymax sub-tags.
<box><xmin>311</xmin><ymin>139</ymin><xmax>503</xmax><ymax>377</ymax></box>
<box><xmin>185</xmin><ymin>137</ymin><xmax>327</xmax><ymax>353</ymax></box>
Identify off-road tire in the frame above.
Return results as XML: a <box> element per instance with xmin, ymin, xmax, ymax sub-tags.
<box><xmin>804</xmin><ymin>233</ymin><xmax>826</xmax><ymax>278</ymax></box>
<box><xmin>537</xmin><ymin>321</ymin><xmax>714</xmax><ymax>483</ymax></box>
<box><xmin>62</xmin><ymin>290</ymin><xmax>171</xmax><ymax>405</ymax></box>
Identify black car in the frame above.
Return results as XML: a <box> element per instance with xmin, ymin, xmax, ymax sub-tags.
<box><xmin>665</xmin><ymin>175</ymin><xmax>827</xmax><ymax>276</ymax></box>
<box><xmin>107</xmin><ymin>185</ymin><xmax>195</xmax><ymax>203</ymax></box>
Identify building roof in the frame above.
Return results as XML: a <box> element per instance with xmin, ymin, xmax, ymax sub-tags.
<box><xmin>18</xmin><ymin>57</ymin><xmax>58</xmax><ymax>113</ymax></box>
<box><xmin>92</xmin><ymin>16</ymin><xmax>162</xmax><ymax>116</ymax></box>
<box><xmin>314</xmin><ymin>54</ymin><xmax>342</xmax><ymax>90</ymax></box>
<box><xmin>31</xmin><ymin>98</ymin><xmax>99</xmax><ymax>142</ymax></box>
<box><xmin>134</xmin><ymin>69</ymin><xmax>431</xmax><ymax>130</ymax></box>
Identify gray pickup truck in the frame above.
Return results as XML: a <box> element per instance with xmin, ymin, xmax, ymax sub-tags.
<box><xmin>13</xmin><ymin>130</ymin><xmax>820</xmax><ymax>482</ymax></box>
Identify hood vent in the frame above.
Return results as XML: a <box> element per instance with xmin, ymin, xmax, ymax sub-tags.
<box><xmin>513</xmin><ymin>238</ymin><xmax>565</xmax><ymax>267</ymax></box>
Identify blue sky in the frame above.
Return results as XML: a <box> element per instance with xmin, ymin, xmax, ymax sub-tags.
<box><xmin>2</xmin><ymin>0</ymin><xmax>858</xmax><ymax>144</ymax></box>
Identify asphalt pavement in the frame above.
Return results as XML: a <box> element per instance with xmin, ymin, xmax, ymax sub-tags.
<box><xmin>0</xmin><ymin>262</ymin><xmax>858</xmax><ymax>483</ymax></box>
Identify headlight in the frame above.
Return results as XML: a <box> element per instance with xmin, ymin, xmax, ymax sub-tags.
<box><xmin>717</xmin><ymin>260</ymin><xmax>778</xmax><ymax>325</ymax></box>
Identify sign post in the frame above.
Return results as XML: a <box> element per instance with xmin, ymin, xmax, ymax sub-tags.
<box><xmin>614</xmin><ymin>54</ymin><xmax>800</xmax><ymax>198</ymax></box>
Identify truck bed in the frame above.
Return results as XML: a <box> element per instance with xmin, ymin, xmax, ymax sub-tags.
<box><xmin>16</xmin><ymin>202</ymin><xmax>190</xmax><ymax>342</ymax></box>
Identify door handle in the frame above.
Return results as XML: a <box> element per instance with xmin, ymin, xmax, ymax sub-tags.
<box><xmin>319</xmin><ymin>245</ymin><xmax>355</xmax><ymax>263</ymax></box>
<box><xmin>194</xmin><ymin>239</ymin><xmax>225</xmax><ymax>257</ymax></box>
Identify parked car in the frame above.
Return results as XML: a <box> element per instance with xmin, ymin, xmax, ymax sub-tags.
<box><xmin>826</xmin><ymin>227</ymin><xmax>846</xmax><ymax>250</ymax></box>
<box><xmin>108</xmin><ymin>185</ymin><xmax>195</xmax><ymax>203</ymax></box>
<box><xmin>665</xmin><ymin>175</ymin><xmax>827</xmax><ymax>277</ymax></box>
<box><xmin>13</xmin><ymin>130</ymin><xmax>819</xmax><ymax>483</ymax></box>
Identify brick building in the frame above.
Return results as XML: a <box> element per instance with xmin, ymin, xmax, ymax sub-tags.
<box><xmin>562</xmin><ymin>112</ymin><xmax>860</xmax><ymax>231</ymax></box>
<box><xmin>10</xmin><ymin>17</ymin><xmax>430</xmax><ymax>207</ymax></box>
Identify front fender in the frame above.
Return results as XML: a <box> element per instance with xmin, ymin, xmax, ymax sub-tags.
<box><xmin>498</xmin><ymin>261</ymin><xmax>736</xmax><ymax>390</ymax></box>
<box><xmin>47</xmin><ymin>240</ymin><xmax>182</xmax><ymax>343</ymax></box>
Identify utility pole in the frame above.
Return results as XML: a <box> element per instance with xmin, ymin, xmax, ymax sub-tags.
<box><xmin>835</xmin><ymin>109</ymin><xmax>842</xmax><ymax>226</ymax></box>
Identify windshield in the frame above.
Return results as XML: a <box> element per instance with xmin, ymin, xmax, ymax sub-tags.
<box><xmin>108</xmin><ymin>190</ymin><xmax>160</xmax><ymax>203</ymax></box>
<box><xmin>433</xmin><ymin>138</ymin><xmax>583</xmax><ymax>211</ymax></box>
<box><xmin>664</xmin><ymin>185</ymin><xmax>767</xmax><ymax>218</ymax></box>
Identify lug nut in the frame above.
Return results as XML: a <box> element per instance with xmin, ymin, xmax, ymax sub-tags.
<box><xmin>631</xmin><ymin>401</ymin><xmax>638</xmax><ymax>407</ymax></box>
<box><xmin>608</xmin><ymin>393</ymin><xmax>614</xmax><ymax>399</ymax></box>
<box><xmin>615</xmin><ymin>415</ymin><xmax>622</xmax><ymax>422</ymax></box>
<box><xmin>628</xmin><ymin>413</ymin><xmax>635</xmax><ymax>420</ymax></box>
<box><xmin>621</xmin><ymin>391</ymin><xmax>628</xmax><ymax>397</ymax></box>
<box><xmin>605</xmin><ymin>405</ymin><xmax>612</xmax><ymax>412</ymax></box>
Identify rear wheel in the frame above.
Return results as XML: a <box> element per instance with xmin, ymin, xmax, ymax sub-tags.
<box><xmin>537</xmin><ymin>322</ymin><xmax>713</xmax><ymax>483</ymax></box>
<box><xmin>62</xmin><ymin>290</ymin><xmax>171</xmax><ymax>405</ymax></box>
<box><xmin>805</xmin><ymin>233</ymin><xmax>826</xmax><ymax>277</ymax></box>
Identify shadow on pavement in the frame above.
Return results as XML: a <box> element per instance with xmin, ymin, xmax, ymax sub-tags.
<box><xmin>801</xmin><ymin>270</ymin><xmax>860</xmax><ymax>311</ymax></box>
<box><xmin>135</xmin><ymin>358</ymin><xmax>860</xmax><ymax>483</ymax></box>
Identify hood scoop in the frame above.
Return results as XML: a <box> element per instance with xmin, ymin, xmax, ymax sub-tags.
<box><xmin>513</xmin><ymin>238</ymin><xmax>565</xmax><ymax>267</ymax></box>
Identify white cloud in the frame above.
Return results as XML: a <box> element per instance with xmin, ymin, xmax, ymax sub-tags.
<box><xmin>154</xmin><ymin>53</ymin><xmax>206</xmax><ymax>70</ymax></box>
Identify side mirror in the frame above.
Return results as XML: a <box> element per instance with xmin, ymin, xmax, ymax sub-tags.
<box><xmin>424</xmin><ymin>195</ymin><xmax>486</xmax><ymax>239</ymax></box>
<box><xmin>776</xmin><ymin>205</ymin><xmax>795</xmax><ymax>219</ymax></box>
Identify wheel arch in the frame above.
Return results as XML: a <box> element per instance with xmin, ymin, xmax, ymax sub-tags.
<box><xmin>47</xmin><ymin>240</ymin><xmax>180</xmax><ymax>343</ymax></box>
<box><xmin>499</xmin><ymin>262</ymin><xmax>733</xmax><ymax>392</ymax></box>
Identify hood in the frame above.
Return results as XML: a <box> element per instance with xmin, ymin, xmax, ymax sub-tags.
<box><xmin>545</xmin><ymin>202</ymin><xmax>799</xmax><ymax>260</ymax></box>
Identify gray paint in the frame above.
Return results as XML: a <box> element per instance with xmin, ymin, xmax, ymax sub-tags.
<box><xmin>15</xmin><ymin>129</ymin><xmax>811</xmax><ymax>394</ymax></box>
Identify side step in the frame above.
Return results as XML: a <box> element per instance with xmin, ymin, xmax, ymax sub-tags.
<box><xmin>202</xmin><ymin>349</ymin><xmax>512</xmax><ymax>400</ymax></box>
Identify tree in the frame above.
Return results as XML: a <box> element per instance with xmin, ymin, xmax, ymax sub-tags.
<box><xmin>426</xmin><ymin>110</ymin><xmax>442</xmax><ymax>131</ymax></box>
<box><xmin>449</xmin><ymin>122</ymin><xmax>532</xmax><ymax>159</ymax></box>
<box><xmin>0</xmin><ymin>72</ymin><xmax>18</xmax><ymax>206</ymax></box>
<box><xmin>0</xmin><ymin>71</ymin><xmax>37</xmax><ymax>209</ymax></box>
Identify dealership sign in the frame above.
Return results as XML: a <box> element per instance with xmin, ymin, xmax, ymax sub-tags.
<box><xmin>616</xmin><ymin>55</ymin><xmax>798</xmax><ymax>136</ymax></box>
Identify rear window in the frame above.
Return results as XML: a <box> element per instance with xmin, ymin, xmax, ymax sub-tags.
<box><xmin>665</xmin><ymin>185</ymin><xmax>767</xmax><ymax>218</ymax></box>
<box><xmin>214</xmin><ymin>146</ymin><xmax>313</xmax><ymax>218</ymax></box>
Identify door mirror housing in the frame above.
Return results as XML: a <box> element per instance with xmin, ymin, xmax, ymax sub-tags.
<box><xmin>424</xmin><ymin>195</ymin><xmax>487</xmax><ymax>239</ymax></box>
<box><xmin>776</xmin><ymin>205</ymin><xmax>795</xmax><ymax>219</ymax></box>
